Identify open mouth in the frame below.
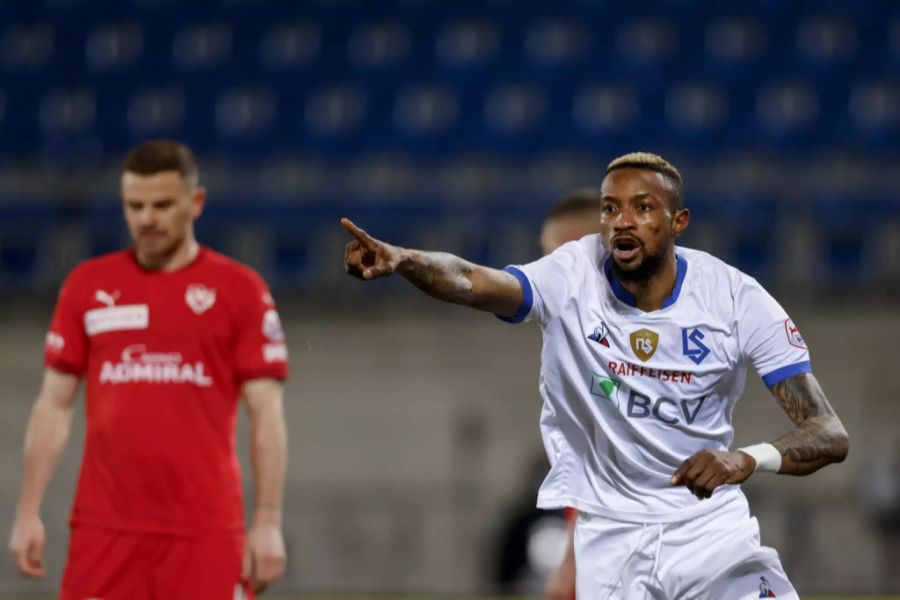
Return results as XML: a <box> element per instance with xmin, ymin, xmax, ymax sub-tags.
<box><xmin>612</xmin><ymin>236</ymin><xmax>641</xmax><ymax>261</ymax></box>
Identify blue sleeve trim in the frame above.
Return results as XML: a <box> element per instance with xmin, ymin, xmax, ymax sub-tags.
<box><xmin>761</xmin><ymin>361</ymin><xmax>812</xmax><ymax>387</ymax></box>
<box><xmin>496</xmin><ymin>266</ymin><xmax>533</xmax><ymax>324</ymax></box>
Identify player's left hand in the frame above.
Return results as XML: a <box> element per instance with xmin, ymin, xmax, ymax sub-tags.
<box><xmin>671</xmin><ymin>449</ymin><xmax>756</xmax><ymax>499</ymax></box>
<box><xmin>242</xmin><ymin>521</ymin><xmax>287</xmax><ymax>594</ymax></box>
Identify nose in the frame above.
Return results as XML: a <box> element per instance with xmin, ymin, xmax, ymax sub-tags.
<box><xmin>613</xmin><ymin>206</ymin><xmax>636</xmax><ymax>232</ymax></box>
<box><xmin>138</xmin><ymin>207</ymin><xmax>156</xmax><ymax>228</ymax></box>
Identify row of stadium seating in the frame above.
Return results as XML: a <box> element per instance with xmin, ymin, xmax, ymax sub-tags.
<box><xmin>2</xmin><ymin>2</ymin><xmax>899</xmax><ymax>159</ymax></box>
<box><xmin>3</xmin><ymin>78</ymin><xmax>897</xmax><ymax>158</ymax></box>
<box><xmin>0</xmin><ymin>195</ymin><xmax>896</xmax><ymax>291</ymax></box>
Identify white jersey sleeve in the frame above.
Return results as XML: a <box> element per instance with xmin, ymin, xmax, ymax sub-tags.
<box><xmin>735</xmin><ymin>274</ymin><xmax>811</xmax><ymax>387</ymax></box>
<box><xmin>498</xmin><ymin>239</ymin><xmax>585</xmax><ymax>325</ymax></box>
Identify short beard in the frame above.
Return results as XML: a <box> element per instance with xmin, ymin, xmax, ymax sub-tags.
<box><xmin>610</xmin><ymin>249</ymin><xmax>667</xmax><ymax>283</ymax></box>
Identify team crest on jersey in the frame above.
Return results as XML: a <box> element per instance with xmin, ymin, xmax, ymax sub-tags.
<box><xmin>587</xmin><ymin>322</ymin><xmax>611</xmax><ymax>347</ymax></box>
<box><xmin>681</xmin><ymin>328</ymin><xmax>710</xmax><ymax>365</ymax></box>
<box><xmin>784</xmin><ymin>319</ymin><xmax>806</xmax><ymax>349</ymax></box>
<box><xmin>630</xmin><ymin>328</ymin><xmax>659</xmax><ymax>362</ymax></box>
<box><xmin>758</xmin><ymin>576</ymin><xmax>776</xmax><ymax>597</ymax></box>
<box><xmin>185</xmin><ymin>284</ymin><xmax>216</xmax><ymax>314</ymax></box>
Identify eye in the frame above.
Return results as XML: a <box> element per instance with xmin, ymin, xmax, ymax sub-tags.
<box><xmin>639</xmin><ymin>203</ymin><xmax>651</xmax><ymax>212</ymax></box>
<box><xmin>602</xmin><ymin>204</ymin><xmax>616</xmax><ymax>213</ymax></box>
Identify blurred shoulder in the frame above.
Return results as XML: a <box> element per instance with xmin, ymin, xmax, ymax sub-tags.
<box><xmin>677</xmin><ymin>246</ymin><xmax>771</xmax><ymax>309</ymax></box>
<box><xmin>201</xmin><ymin>248</ymin><xmax>268</xmax><ymax>286</ymax></box>
<box><xmin>63</xmin><ymin>250</ymin><xmax>133</xmax><ymax>284</ymax></box>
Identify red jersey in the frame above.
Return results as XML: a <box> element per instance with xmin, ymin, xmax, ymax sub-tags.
<box><xmin>44</xmin><ymin>247</ymin><xmax>289</xmax><ymax>536</ymax></box>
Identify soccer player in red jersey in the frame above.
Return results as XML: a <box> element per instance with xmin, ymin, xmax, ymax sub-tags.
<box><xmin>539</xmin><ymin>190</ymin><xmax>602</xmax><ymax>600</ymax></box>
<box><xmin>8</xmin><ymin>140</ymin><xmax>289</xmax><ymax>599</ymax></box>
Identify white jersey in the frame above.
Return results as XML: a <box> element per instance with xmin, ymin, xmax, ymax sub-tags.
<box><xmin>501</xmin><ymin>234</ymin><xmax>811</xmax><ymax>523</ymax></box>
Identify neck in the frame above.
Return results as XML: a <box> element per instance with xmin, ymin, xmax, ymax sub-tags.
<box><xmin>136</xmin><ymin>238</ymin><xmax>200</xmax><ymax>272</ymax></box>
<box><xmin>619</xmin><ymin>250</ymin><xmax>678</xmax><ymax>312</ymax></box>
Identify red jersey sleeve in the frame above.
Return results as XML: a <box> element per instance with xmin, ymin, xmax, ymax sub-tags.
<box><xmin>45</xmin><ymin>268</ymin><xmax>88</xmax><ymax>375</ymax></box>
<box><xmin>233</xmin><ymin>272</ymin><xmax>289</xmax><ymax>383</ymax></box>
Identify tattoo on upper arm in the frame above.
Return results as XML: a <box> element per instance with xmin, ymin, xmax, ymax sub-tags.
<box><xmin>768</xmin><ymin>373</ymin><xmax>848</xmax><ymax>473</ymax></box>
<box><xmin>769</xmin><ymin>373</ymin><xmax>835</xmax><ymax>425</ymax></box>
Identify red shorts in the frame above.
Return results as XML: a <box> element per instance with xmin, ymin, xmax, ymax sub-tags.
<box><xmin>60</xmin><ymin>525</ymin><xmax>253</xmax><ymax>600</ymax></box>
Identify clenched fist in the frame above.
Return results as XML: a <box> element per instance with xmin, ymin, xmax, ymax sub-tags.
<box><xmin>671</xmin><ymin>449</ymin><xmax>756</xmax><ymax>499</ymax></box>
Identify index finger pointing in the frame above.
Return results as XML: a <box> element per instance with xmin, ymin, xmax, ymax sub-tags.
<box><xmin>340</xmin><ymin>218</ymin><xmax>375</xmax><ymax>247</ymax></box>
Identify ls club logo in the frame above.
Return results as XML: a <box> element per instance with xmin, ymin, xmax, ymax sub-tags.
<box><xmin>758</xmin><ymin>576</ymin><xmax>776</xmax><ymax>597</ymax></box>
<box><xmin>630</xmin><ymin>329</ymin><xmax>659</xmax><ymax>362</ymax></box>
<box><xmin>587</xmin><ymin>322</ymin><xmax>611</xmax><ymax>347</ymax></box>
<box><xmin>681</xmin><ymin>328</ymin><xmax>710</xmax><ymax>365</ymax></box>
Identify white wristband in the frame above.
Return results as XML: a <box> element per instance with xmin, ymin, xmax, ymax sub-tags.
<box><xmin>738</xmin><ymin>443</ymin><xmax>782</xmax><ymax>473</ymax></box>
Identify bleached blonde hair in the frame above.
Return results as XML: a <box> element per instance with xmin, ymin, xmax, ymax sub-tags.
<box><xmin>605</xmin><ymin>152</ymin><xmax>683</xmax><ymax>209</ymax></box>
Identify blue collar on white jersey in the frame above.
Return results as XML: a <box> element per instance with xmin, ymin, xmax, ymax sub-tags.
<box><xmin>603</xmin><ymin>254</ymin><xmax>688</xmax><ymax>310</ymax></box>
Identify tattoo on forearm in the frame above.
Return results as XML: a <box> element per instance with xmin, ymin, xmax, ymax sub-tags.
<box><xmin>769</xmin><ymin>374</ymin><xmax>848</xmax><ymax>475</ymax></box>
<box><xmin>398</xmin><ymin>251</ymin><xmax>475</xmax><ymax>305</ymax></box>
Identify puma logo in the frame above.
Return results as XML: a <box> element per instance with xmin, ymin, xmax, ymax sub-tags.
<box><xmin>94</xmin><ymin>289</ymin><xmax>121</xmax><ymax>307</ymax></box>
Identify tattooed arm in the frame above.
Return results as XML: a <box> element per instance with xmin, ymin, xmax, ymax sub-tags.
<box><xmin>768</xmin><ymin>373</ymin><xmax>849</xmax><ymax>475</ymax></box>
<box><xmin>673</xmin><ymin>372</ymin><xmax>848</xmax><ymax>498</ymax></box>
<box><xmin>341</xmin><ymin>218</ymin><xmax>523</xmax><ymax>317</ymax></box>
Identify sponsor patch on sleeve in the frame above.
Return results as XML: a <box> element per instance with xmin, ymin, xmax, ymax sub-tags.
<box><xmin>262</xmin><ymin>309</ymin><xmax>285</xmax><ymax>342</ymax></box>
<box><xmin>263</xmin><ymin>342</ymin><xmax>288</xmax><ymax>363</ymax></box>
<box><xmin>784</xmin><ymin>319</ymin><xmax>807</xmax><ymax>349</ymax></box>
<box><xmin>45</xmin><ymin>331</ymin><xmax>65</xmax><ymax>352</ymax></box>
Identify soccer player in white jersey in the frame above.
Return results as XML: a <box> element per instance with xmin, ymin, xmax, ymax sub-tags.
<box><xmin>340</xmin><ymin>152</ymin><xmax>848</xmax><ymax>599</ymax></box>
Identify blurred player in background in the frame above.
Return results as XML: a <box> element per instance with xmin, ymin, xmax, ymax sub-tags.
<box><xmin>8</xmin><ymin>140</ymin><xmax>289</xmax><ymax>599</ymax></box>
<box><xmin>538</xmin><ymin>188</ymin><xmax>603</xmax><ymax>600</ymax></box>
<box><xmin>539</xmin><ymin>188</ymin><xmax>604</xmax><ymax>257</ymax></box>
<box><xmin>341</xmin><ymin>152</ymin><xmax>849</xmax><ymax>599</ymax></box>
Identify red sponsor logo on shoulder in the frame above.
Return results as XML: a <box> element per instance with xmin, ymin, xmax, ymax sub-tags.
<box><xmin>785</xmin><ymin>319</ymin><xmax>807</xmax><ymax>349</ymax></box>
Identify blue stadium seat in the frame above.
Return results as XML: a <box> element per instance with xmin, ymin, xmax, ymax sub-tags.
<box><xmin>845</xmin><ymin>79</ymin><xmax>900</xmax><ymax>155</ymax></box>
<box><xmin>0</xmin><ymin>205</ymin><xmax>60</xmax><ymax>285</ymax></box>
<box><xmin>609</xmin><ymin>18</ymin><xmax>681</xmax><ymax>92</ymax></box>
<box><xmin>432</xmin><ymin>18</ymin><xmax>505</xmax><ymax>120</ymax></box>
<box><xmin>478</xmin><ymin>81</ymin><xmax>551</xmax><ymax>155</ymax></box>
<box><xmin>299</xmin><ymin>82</ymin><xmax>371</xmax><ymax>157</ymax></box>
<box><xmin>570</xmin><ymin>80</ymin><xmax>647</xmax><ymax>156</ymax></box>
<box><xmin>662</xmin><ymin>80</ymin><xmax>731</xmax><ymax>152</ymax></box>
<box><xmin>752</xmin><ymin>79</ymin><xmax>826</xmax><ymax>154</ymax></box>
<box><xmin>381</xmin><ymin>82</ymin><xmax>464</xmax><ymax>157</ymax></box>
<box><xmin>690</xmin><ymin>195</ymin><xmax>780</xmax><ymax>279</ymax></box>
<box><xmin>811</xmin><ymin>194</ymin><xmax>884</xmax><ymax>283</ymax></box>
<box><xmin>215</xmin><ymin>87</ymin><xmax>280</xmax><ymax>158</ymax></box>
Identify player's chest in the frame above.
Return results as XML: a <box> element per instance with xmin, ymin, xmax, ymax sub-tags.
<box><xmin>561</xmin><ymin>299</ymin><xmax>740</xmax><ymax>385</ymax></box>
<box><xmin>82</xmin><ymin>279</ymin><xmax>233</xmax><ymax>352</ymax></box>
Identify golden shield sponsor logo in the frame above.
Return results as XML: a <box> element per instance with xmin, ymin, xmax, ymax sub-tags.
<box><xmin>630</xmin><ymin>328</ymin><xmax>659</xmax><ymax>362</ymax></box>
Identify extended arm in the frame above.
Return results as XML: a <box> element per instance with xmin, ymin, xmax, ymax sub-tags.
<box><xmin>9</xmin><ymin>368</ymin><xmax>80</xmax><ymax>578</ymax></box>
<box><xmin>768</xmin><ymin>373</ymin><xmax>849</xmax><ymax>475</ymax></box>
<box><xmin>341</xmin><ymin>218</ymin><xmax>523</xmax><ymax>317</ymax></box>
<box><xmin>673</xmin><ymin>373</ymin><xmax>848</xmax><ymax>498</ymax></box>
<box><xmin>241</xmin><ymin>378</ymin><xmax>288</xmax><ymax>592</ymax></box>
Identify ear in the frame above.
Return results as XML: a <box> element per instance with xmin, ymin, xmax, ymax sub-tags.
<box><xmin>191</xmin><ymin>186</ymin><xmax>206</xmax><ymax>220</ymax></box>
<box><xmin>672</xmin><ymin>208</ymin><xmax>690</xmax><ymax>238</ymax></box>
